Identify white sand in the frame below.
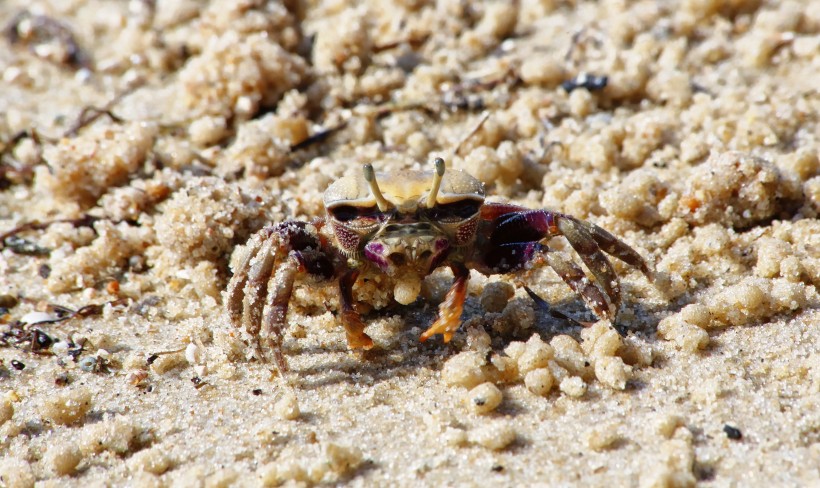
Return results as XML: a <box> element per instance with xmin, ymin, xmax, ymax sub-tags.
<box><xmin>1</xmin><ymin>1</ymin><xmax>818</xmax><ymax>486</ymax></box>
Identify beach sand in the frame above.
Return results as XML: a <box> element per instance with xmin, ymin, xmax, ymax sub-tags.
<box><xmin>1</xmin><ymin>1</ymin><xmax>818</xmax><ymax>486</ymax></box>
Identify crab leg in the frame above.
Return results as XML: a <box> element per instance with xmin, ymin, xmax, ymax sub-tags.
<box><xmin>260</xmin><ymin>249</ymin><xmax>335</xmax><ymax>372</ymax></box>
<box><xmin>483</xmin><ymin>242</ymin><xmax>614</xmax><ymax>319</ymax></box>
<box><xmin>260</xmin><ymin>255</ymin><xmax>299</xmax><ymax>373</ymax></box>
<box><xmin>488</xmin><ymin>210</ymin><xmax>651</xmax><ymax>320</ymax></box>
<box><xmin>339</xmin><ymin>269</ymin><xmax>374</xmax><ymax>350</ymax></box>
<box><xmin>490</xmin><ymin>210</ymin><xmax>650</xmax><ymax>278</ymax></box>
<box><xmin>542</xmin><ymin>249</ymin><xmax>613</xmax><ymax>320</ymax></box>
<box><xmin>242</xmin><ymin>237</ymin><xmax>278</xmax><ymax>338</ymax></box>
<box><xmin>554</xmin><ymin>215</ymin><xmax>621</xmax><ymax>313</ymax></box>
<box><xmin>226</xmin><ymin>228</ymin><xmax>272</xmax><ymax>331</ymax></box>
<box><xmin>225</xmin><ymin>221</ymin><xmax>336</xmax><ymax>370</ymax></box>
<box><xmin>574</xmin><ymin>219</ymin><xmax>652</xmax><ymax>278</ymax></box>
<box><xmin>420</xmin><ymin>263</ymin><xmax>469</xmax><ymax>343</ymax></box>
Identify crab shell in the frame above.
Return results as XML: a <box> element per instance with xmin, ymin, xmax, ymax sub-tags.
<box><xmin>323</xmin><ymin>168</ymin><xmax>485</xmax><ymax>210</ymax></box>
<box><xmin>323</xmin><ymin>168</ymin><xmax>485</xmax><ymax>304</ymax></box>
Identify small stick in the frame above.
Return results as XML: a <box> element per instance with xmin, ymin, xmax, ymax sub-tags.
<box><xmin>0</xmin><ymin>215</ymin><xmax>101</xmax><ymax>249</ymax></box>
<box><xmin>453</xmin><ymin>110</ymin><xmax>490</xmax><ymax>157</ymax></box>
<box><xmin>63</xmin><ymin>79</ymin><xmax>145</xmax><ymax>137</ymax></box>
<box><xmin>290</xmin><ymin>121</ymin><xmax>348</xmax><ymax>152</ymax></box>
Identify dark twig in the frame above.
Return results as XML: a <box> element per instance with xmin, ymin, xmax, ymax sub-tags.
<box><xmin>0</xmin><ymin>215</ymin><xmax>101</xmax><ymax>250</ymax></box>
<box><xmin>372</xmin><ymin>32</ymin><xmax>430</xmax><ymax>52</ymax></box>
<box><xmin>0</xmin><ymin>129</ymin><xmax>51</xmax><ymax>187</ymax></box>
<box><xmin>0</xmin><ymin>298</ymin><xmax>127</xmax><ymax>352</ymax></box>
<box><xmin>290</xmin><ymin>121</ymin><xmax>348</xmax><ymax>152</ymax></box>
<box><xmin>453</xmin><ymin>111</ymin><xmax>490</xmax><ymax>157</ymax></box>
<box><xmin>63</xmin><ymin>79</ymin><xmax>145</xmax><ymax>137</ymax></box>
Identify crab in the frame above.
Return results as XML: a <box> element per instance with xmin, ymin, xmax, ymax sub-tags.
<box><xmin>225</xmin><ymin>158</ymin><xmax>652</xmax><ymax>373</ymax></box>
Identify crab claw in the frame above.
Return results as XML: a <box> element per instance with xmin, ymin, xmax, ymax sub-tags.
<box><xmin>420</xmin><ymin>264</ymin><xmax>469</xmax><ymax>343</ymax></box>
<box><xmin>342</xmin><ymin>310</ymin><xmax>374</xmax><ymax>350</ymax></box>
<box><xmin>339</xmin><ymin>269</ymin><xmax>374</xmax><ymax>350</ymax></box>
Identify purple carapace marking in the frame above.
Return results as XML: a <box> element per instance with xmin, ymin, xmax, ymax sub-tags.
<box><xmin>363</xmin><ymin>242</ymin><xmax>389</xmax><ymax>270</ymax></box>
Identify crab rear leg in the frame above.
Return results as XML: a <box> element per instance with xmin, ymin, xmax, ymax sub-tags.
<box><xmin>261</xmin><ymin>255</ymin><xmax>300</xmax><ymax>372</ymax></box>
<box><xmin>262</xmin><ymin>247</ymin><xmax>336</xmax><ymax>372</ymax></box>
<box><xmin>541</xmin><ymin>247</ymin><xmax>614</xmax><ymax>320</ymax></box>
<box><xmin>486</xmin><ymin>242</ymin><xmax>614</xmax><ymax>320</ymax></box>
<box><xmin>571</xmin><ymin>218</ymin><xmax>652</xmax><ymax>278</ymax></box>
<box><xmin>490</xmin><ymin>210</ymin><xmax>650</xmax><ymax>274</ymax></box>
<box><xmin>553</xmin><ymin>216</ymin><xmax>622</xmax><ymax>315</ymax></box>
<box><xmin>489</xmin><ymin>210</ymin><xmax>651</xmax><ymax>320</ymax></box>
<box><xmin>420</xmin><ymin>263</ymin><xmax>470</xmax><ymax>343</ymax></box>
<box><xmin>225</xmin><ymin>222</ymin><xmax>334</xmax><ymax>373</ymax></box>
<box><xmin>226</xmin><ymin>227</ymin><xmax>272</xmax><ymax>335</ymax></box>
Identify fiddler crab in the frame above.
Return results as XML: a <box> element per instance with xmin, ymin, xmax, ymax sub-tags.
<box><xmin>226</xmin><ymin>158</ymin><xmax>651</xmax><ymax>374</ymax></box>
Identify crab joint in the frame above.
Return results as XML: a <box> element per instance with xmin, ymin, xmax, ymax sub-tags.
<box><xmin>363</xmin><ymin>163</ymin><xmax>391</xmax><ymax>212</ymax></box>
<box><xmin>426</xmin><ymin>157</ymin><xmax>446</xmax><ymax>208</ymax></box>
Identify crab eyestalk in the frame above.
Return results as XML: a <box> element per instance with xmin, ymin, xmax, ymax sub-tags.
<box><xmin>362</xmin><ymin>163</ymin><xmax>391</xmax><ymax>212</ymax></box>
<box><xmin>426</xmin><ymin>157</ymin><xmax>445</xmax><ymax>208</ymax></box>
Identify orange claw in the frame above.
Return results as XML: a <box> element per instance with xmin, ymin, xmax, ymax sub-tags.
<box><xmin>420</xmin><ymin>264</ymin><xmax>469</xmax><ymax>343</ymax></box>
<box><xmin>347</xmin><ymin>331</ymin><xmax>374</xmax><ymax>350</ymax></box>
<box><xmin>342</xmin><ymin>310</ymin><xmax>374</xmax><ymax>350</ymax></box>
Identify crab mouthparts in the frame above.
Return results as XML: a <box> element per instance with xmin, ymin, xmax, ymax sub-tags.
<box><xmin>363</xmin><ymin>234</ymin><xmax>450</xmax><ymax>305</ymax></box>
<box><xmin>363</xmin><ymin>237</ymin><xmax>449</xmax><ymax>274</ymax></box>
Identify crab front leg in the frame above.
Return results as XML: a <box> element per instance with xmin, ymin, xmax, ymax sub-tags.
<box><xmin>338</xmin><ymin>269</ymin><xmax>375</xmax><ymax>350</ymax></box>
<box><xmin>487</xmin><ymin>209</ymin><xmax>651</xmax><ymax>320</ymax></box>
<box><xmin>419</xmin><ymin>263</ymin><xmax>470</xmax><ymax>343</ymax></box>
<box><xmin>225</xmin><ymin>222</ymin><xmax>334</xmax><ymax>373</ymax></box>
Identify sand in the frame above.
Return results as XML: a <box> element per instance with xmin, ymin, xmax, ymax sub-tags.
<box><xmin>1</xmin><ymin>0</ymin><xmax>818</xmax><ymax>486</ymax></box>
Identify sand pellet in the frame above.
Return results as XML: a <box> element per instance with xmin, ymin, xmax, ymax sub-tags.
<box><xmin>466</xmin><ymin>382</ymin><xmax>503</xmax><ymax>414</ymax></box>
<box><xmin>43</xmin><ymin>443</ymin><xmax>83</xmax><ymax>477</ymax></box>
<box><xmin>275</xmin><ymin>391</ymin><xmax>301</xmax><ymax>421</ymax></box>
<box><xmin>40</xmin><ymin>387</ymin><xmax>92</xmax><ymax>426</ymax></box>
<box><xmin>524</xmin><ymin>368</ymin><xmax>554</xmax><ymax>397</ymax></box>
<box><xmin>468</xmin><ymin>421</ymin><xmax>517</xmax><ymax>451</ymax></box>
<box><xmin>0</xmin><ymin>398</ymin><xmax>13</xmax><ymax>425</ymax></box>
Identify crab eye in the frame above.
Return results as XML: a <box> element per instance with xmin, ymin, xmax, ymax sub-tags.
<box><xmin>328</xmin><ymin>205</ymin><xmax>386</xmax><ymax>223</ymax></box>
<box><xmin>427</xmin><ymin>200</ymin><xmax>482</xmax><ymax>221</ymax></box>
<box><xmin>328</xmin><ymin>205</ymin><xmax>360</xmax><ymax>222</ymax></box>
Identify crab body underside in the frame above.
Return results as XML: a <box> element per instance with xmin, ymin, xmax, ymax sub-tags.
<box><xmin>225</xmin><ymin>160</ymin><xmax>651</xmax><ymax>373</ymax></box>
